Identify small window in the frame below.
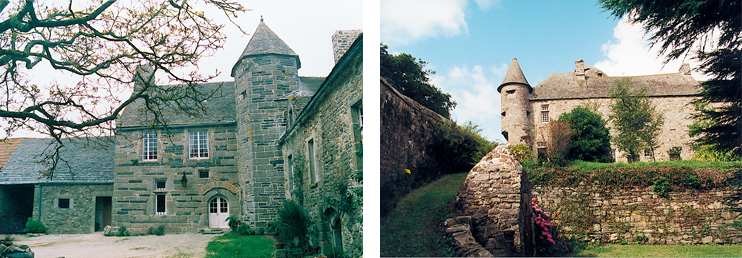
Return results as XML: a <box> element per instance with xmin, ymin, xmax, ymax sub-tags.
<box><xmin>644</xmin><ymin>148</ymin><xmax>652</xmax><ymax>158</ymax></box>
<box><xmin>541</xmin><ymin>111</ymin><xmax>550</xmax><ymax>123</ymax></box>
<box><xmin>156</xmin><ymin>194</ymin><xmax>166</xmax><ymax>215</ymax></box>
<box><xmin>143</xmin><ymin>131</ymin><xmax>158</xmax><ymax>161</ymax></box>
<box><xmin>506</xmin><ymin>90</ymin><xmax>516</xmax><ymax>94</ymax></box>
<box><xmin>541</xmin><ymin>104</ymin><xmax>549</xmax><ymax>111</ymax></box>
<box><xmin>58</xmin><ymin>198</ymin><xmax>70</xmax><ymax>209</ymax></box>
<box><xmin>189</xmin><ymin>131</ymin><xmax>209</xmax><ymax>159</ymax></box>
<box><xmin>501</xmin><ymin>111</ymin><xmax>506</xmax><ymax>116</ymax></box>
<box><xmin>308</xmin><ymin>139</ymin><xmax>318</xmax><ymax>184</ymax></box>
<box><xmin>287</xmin><ymin>154</ymin><xmax>294</xmax><ymax>190</ymax></box>
<box><xmin>156</xmin><ymin>180</ymin><xmax>166</xmax><ymax>190</ymax></box>
<box><xmin>199</xmin><ymin>170</ymin><xmax>209</xmax><ymax>179</ymax></box>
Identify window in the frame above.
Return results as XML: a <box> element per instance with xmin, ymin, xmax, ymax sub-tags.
<box><xmin>189</xmin><ymin>131</ymin><xmax>209</xmax><ymax>159</ymax></box>
<box><xmin>58</xmin><ymin>198</ymin><xmax>70</xmax><ymax>209</ymax></box>
<box><xmin>287</xmin><ymin>154</ymin><xmax>294</xmax><ymax>190</ymax></box>
<box><xmin>156</xmin><ymin>180</ymin><xmax>166</xmax><ymax>190</ymax></box>
<box><xmin>644</xmin><ymin>148</ymin><xmax>653</xmax><ymax>158</ymax></box>
<box><xmin>351</xmin><ymin>99</ymin><xmax>363</xmax><ymax>136</ymax></box>
<box><xmin>541</xmin><ymin>105</ymin><xmax>549</xmax><ymax>111</ymax></box>
<box><xmin>199</xmin><ymin>170</ymin><xmax>209</xmax><ymax>179</ymax></box>
<box><xmin>156</xmin><ymin>194</ymin><xmax>166</xmax><ymax>215</ymax></box>
<box><xmin>506</xmin><ymin>90</ymin><xmax>516</xmax><ymax>94</ymax></box>
<box><xmin>308</xmin><ymin>139</ymin><xmax>318</xmax><ymax>184</ymax></box>
<box><xmin>541</xmin><ymin>105</ymin><xmax>550</xmax><ymax>123</ymax></box>
<box><xmin>537</xmin><ymin>142</ymin><xmax>546</xmax><ymax>148</ymax></box>
<box><xmin>143</xmin><ymin>131</ymin><xmax>158</xmax><ymax>161</ymax></box>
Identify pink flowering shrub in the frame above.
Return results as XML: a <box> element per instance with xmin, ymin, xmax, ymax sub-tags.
<box><xmin>532</xmin><ymin>198</ymin><xmax>556</xmax><ymax>255</ymax></box>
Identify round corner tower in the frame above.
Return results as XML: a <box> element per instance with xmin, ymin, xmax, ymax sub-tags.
<box><xmin>498</xmin><ymin>58</ymin><xmax>533</xmax><ymax>146</ymax></box>
<box><xmin>231</xmin><ymin>19</ymin><xmax>301</xmax><ymax>230</ymax></box>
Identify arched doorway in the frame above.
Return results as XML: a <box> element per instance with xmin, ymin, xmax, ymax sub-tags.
<box><xmin>209</xmin><ymin>196</ymin><xmax>229</xmax><ymax>228</ymax></box>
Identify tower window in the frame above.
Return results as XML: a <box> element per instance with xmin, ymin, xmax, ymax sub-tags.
<box><xmin>506</xmin><ymin>90</ymin><xmax>516</xmax><ymax>94</ymax></box>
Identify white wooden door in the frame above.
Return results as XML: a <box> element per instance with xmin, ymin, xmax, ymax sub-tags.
<box><xmin>209</xmin><ymin>197</ymin><xmax>229</xmax><ymax>228</ymax></box>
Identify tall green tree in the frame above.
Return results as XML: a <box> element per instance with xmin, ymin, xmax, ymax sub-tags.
<box><xmin>559</xmin><ymin>106</ymin><xmax>613</xmax><ymax>163</ymax></box>
<box><xmin>599</xmin><ymin>0</ymin><xmax>741</xmax><ymax>156</ymax></box>
<box><xmin>380</xmin><ymin>44</ymin><xmax>456</xmax><ymax>118</ymax></box>
<box><xmin>609</xmin><ymin>79</ymin><xmax>664</xmax><ymax>162</ymax></box>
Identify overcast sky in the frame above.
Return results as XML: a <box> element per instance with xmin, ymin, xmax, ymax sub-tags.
<box><xmin>10</xmin><ymin>0</ymin><xmax>363</xmax><ymax>138</ymax></box>
<box><xmin>381</xmin><ymin>0</ymin><xmax>708</xmax><ymax>143</ymax></box>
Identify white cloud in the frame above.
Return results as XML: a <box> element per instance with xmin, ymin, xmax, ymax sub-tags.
<box><xmin>595</xmin><ymin>17</ymin><xmax>709</xmax><ymax>80</ymax></box>
<box><xmin>381</xmin><ymin>0</ymin><xmax>469</xmax><ymax>45</ymax></box>
<box><xmin>473</xmin><ymin>0</ymin><xmax>501</xmax><ymax>10</ymax></box>
<box><xmin>431</xmin><ymin>63</ymin><xmax>509</xmax><ymax>143</ymax></box>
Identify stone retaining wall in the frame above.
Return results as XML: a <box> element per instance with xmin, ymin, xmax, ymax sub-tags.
<box><xmin>533</xmin><ymin>185</ymin><xmax>742</xmax><ymax>245</ymax></box>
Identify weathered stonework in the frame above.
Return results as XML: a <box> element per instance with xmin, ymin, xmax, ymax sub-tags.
<box><xmin>332</xmin><ymin>30</ymin><xmax>362</xmax><ymax>64</ymax></box>
<box><xmin>454</xmin><ymin>145</ymin><xmax>533</xmax><ymax>256</ymax></box>
<box><xmin>280</xmin><ymin>35</ymin><xmax>363</xmax><ymax>258</ymax></box>
<box><xmin>112</xmin><ymin>125</ymin><xmax>240</xmax><ymax>233</ymax></box>
<box><xmin>533</xmin><ymin>185</ymin><xmax>742</xmax><ymax>245</ymax></box>
<box><xmin>34</xmin><ymin>184</ymin><xmax>113</xmax><ymax>234</ymax></box>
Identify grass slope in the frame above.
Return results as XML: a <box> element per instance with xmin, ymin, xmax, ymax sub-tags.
<box><xmin>380</xmin><ymin>172</ymin><xmax>468</xmax><ymax>257</ymax></box>
<box><xmin>205</xmin><ymin>234</ymin><xmax>276</xmax><ymax>258</ymax></box>
<box><xmin>575</xmin><ymin>244</ymin><xmax>742</xmax><ymax>257</ymax></box>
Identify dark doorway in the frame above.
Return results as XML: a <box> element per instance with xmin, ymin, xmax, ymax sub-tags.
<box><xmin>0</xmin><ymin>184</ymin><xmax>34</xmax><ymax>233</ymax></box>
<box><xmin>95</xmin><ymin>196</ymin><xmax>112</xmax><ymax>231</ymax></box>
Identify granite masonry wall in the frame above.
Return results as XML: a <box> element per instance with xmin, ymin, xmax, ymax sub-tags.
<box><xmin>34</xmin><ymin>184</ymin><xmax>113</xmax><ymax>234</ymax></box>
<box><xmin>113</xmin><ymin>124</ymin><xmax>240</xmax><ymax>233</ymax></box>
<box><xmin>233</xmin><ymin>54</ymin><xmax>300</xmax><ymax>229</ymax></box>
<box><xmin>453</xmin><ymin>145</ymin><xmax>533</xmax><ymax>256</ymax></box>
<box><xmin>533</xmin><ymin>185</ymin><xmax>742</xmax><ymax>245</ymax></box>
<box><xmin>530</xmin><ymin>96</ymin><xmax>697</xmax><ymax>162</ymax></box>
<box><xmin>281</xmin><ymin>43</ymin><xmax>362</xmax><ymax>257</ymax></box>
<box><xmin>332</xmin><ymin>30</ymin><xmax>362</xmax><ymax>65</ymax></box>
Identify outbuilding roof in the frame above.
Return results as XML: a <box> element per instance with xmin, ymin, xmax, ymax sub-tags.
<box><xmin>0</xmin><ymin>138</ymin><xmax>114</xmax><ymax>185</ymax></box>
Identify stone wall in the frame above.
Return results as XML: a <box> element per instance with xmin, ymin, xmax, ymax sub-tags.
<box><xmin>113</xmin><ymin>124</ymin><xmax>240</xmax><ymax>233</ymax></box>
<box><xmin>281</xmin><ymin>42</ymin><xmax>362</xmax><ymax>258</ymax></box>
<box><xmin>529</xmin><ymin>96</ymin><xmax>697</xmax><ymax>162</ymax></box>
<box><xmin>453</xmin><ymin>145</ymin><xmax>533</xmax><ymax>256</ymax></box>
<box><xmin>533</xmin><ymin>185</ymin><xmax>742</xmax><ymax>245</ymax></box>
<box><xmin>380</xmin><ymin>78</ymin><xmax>446</xmax><ymax>214</ymax></box>
<box><xmin>34</xmin><ymin>183</ymin><xmax>113</xmax><ymax>234</ymax></box>
<box><xmin>332</xmin><ymin>30</ymin><xmax>362</xmax><ymax>65</ymax></box>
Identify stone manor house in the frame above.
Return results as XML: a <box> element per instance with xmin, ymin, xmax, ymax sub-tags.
<box><xmin>0</xmin><ymin>21</ymin><xmax>363</xmax><ymax>256</ymax></box>
<box><xmin>500</xmin><ymin>58</ymin><xmax>700</xmax><ymax>162</ymax></box>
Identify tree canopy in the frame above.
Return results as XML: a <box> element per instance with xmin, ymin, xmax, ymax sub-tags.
<box><xmin>609</xmin><ymin>79</ymin><xmax>664</xmax><ymax>162</ymax></box>
<box><xmin>599</xmin><ymin>0</ymin><xmax>741</xmax><ymax>156</ymax></box>
<box><xmin>380</xmin><ymin>44</ymin><xmax>456</xmax><ymax>118</ymax></box>
<box><xmin>0</xmin><ymin>0</ymin><xmax>246</xmax><ymax>177</ymax></box>
<box><xmin>559</xmin><ymin>106</ymin><xmax>613</xmax><ymax>163</ymax></box>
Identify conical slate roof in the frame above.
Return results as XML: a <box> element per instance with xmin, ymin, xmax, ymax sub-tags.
<box><xmin>232</xmin><ymin>21</ymin><xmax>301</xmax><ymax>75</ymax></box>
<box><xmin>497</xmin><ymin>58</ymin><xmax>531</xmax><ymax>93</ymax></box>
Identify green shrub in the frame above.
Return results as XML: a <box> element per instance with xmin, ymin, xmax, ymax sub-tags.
<box><xmin>226</xmin><ymin>214</ymin><xmax>241</xmax><ymax>232</ymax></box>
<box><xmin>117</xmin><ymin>226</ymin><xmax>130</xmax><ymax>236</ymax></box>
<box><xmin>559</xmin><ymin>107</ymin><xmax>614</xmax><ymax>163</ymax></box>
<box><xmin>693</xmin><ymin>144</ymin><xmax>741</xmax><ymax>162</ymax></box>
<box><xmin>508</xmin><ymin>143</ymin><xmax>533</xmax><ymax>162</ymax></box>
<box><xmin>276</xmin><ymin>200</ymin><xmax>310</xmax><ymax>248</ymax></box>
<box><xmin>147</xmin><ymin>225</ymin><xmax>165</xmax><ymax>236</ymax></box>
<box><xmin>653</xmin><ymin>177</ymin><xmax>670</xmax><ymax>198</ymax></box>
<box><xmin>668</xmin><ymin>146</ymin><xmax>683</xmax><ymax>161</ymax></box>
<box><xmin>236</xmin><ymin>224</ymin><xmax>255</xmax><ymax>236</ymax></box>
<box><xmin>25</xmin><ymin>218</ymin><xmax>46</xmax><ymax>233</ymax></box>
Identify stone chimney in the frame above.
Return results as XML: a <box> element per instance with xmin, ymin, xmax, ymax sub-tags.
<box><xmin>679</xmin><ymin>63</ymin><xmax>691</xmax><ymax>75</ymax></box>
<box><xmin>575</xmin><ymin>60</ymin><xmax>586</xmax><ymax>81</ymax></box>
<box><xmin>133</xmin><ymin>64</ymin><xmax>154</xmax><ymax>91</ymax></box>
<box><xmin>332</xmin><ymin>30</ymin><xmax>362</xmax><ymax>64</ymax></box>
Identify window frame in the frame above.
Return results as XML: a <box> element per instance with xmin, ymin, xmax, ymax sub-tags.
<box><xmin>58</xmin><ymin>198</ymin><xmax>71</xmax><ymax>209</ymax></box>
<box><xmin>189</xmin><ymin>131</ymin><xmax>209</xmax><ymax>159</ymax></box>
<box><xmin>541</xmin><ymin>104</ymin><xmax>550</xmax><ymax>123</ymax></box>
<box><xmin>155</xmin><ymin>180</ymin><xmax>166</xmax><ymax>191</ymax></box>
<box><xmin>142</xmin><ymin>131</ymin><xmax>158</xmax><ymax>161</ymax></box>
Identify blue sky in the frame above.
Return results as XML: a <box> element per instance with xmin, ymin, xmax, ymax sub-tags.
<box><xmin>381</xmin><ymin>0</ymin><xmax>707</xmax><ymax>143</ymax></box>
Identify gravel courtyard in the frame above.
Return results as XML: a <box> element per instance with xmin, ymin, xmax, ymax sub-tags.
<box><xmin>6</xmin><ymin>232</ymin><xmax>217</xmax><ymax>258</ymax></box>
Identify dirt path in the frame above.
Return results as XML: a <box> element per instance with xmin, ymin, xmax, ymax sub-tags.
<box><xmin>7</xmin><ymin>232</ymin><xmax>218</xmax><ymax>258</ymax></box>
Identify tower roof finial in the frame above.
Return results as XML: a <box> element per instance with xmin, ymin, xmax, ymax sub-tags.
<box><xmin>260</xmin><ymin>15</ymin><xmax>264</xmax><ymax>22</ymax></box>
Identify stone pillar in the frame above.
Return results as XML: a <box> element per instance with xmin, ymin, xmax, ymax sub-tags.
<box><xmin>454</xmin><ymin>145</ymin><xmax>533</xmax><ymax>256</ymax></box>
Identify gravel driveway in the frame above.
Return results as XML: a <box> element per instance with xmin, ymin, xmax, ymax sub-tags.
<box><xmin>7</xmin><ymin>232</ymin><xmax>217</xmax><ymax>258</ymax></box>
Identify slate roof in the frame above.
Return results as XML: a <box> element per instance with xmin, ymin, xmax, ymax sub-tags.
<box><xmin>0</xmin><ymin>138</ymin><xmax>114</xmax><ymax>185</ymax></box>
<box><xmin>498</xmin><ymin>58</ymin><xmax>531</xmax><ymax>93</ymax></box>
<box><xmin>0</xmin><ymin>138</ymin><xmax>22</xmax><ymax>170</ymax></box>
<box><xmin>233</xmin><ymin>21</ymin><xmax>301</xmax><ymax>72</ymax></box>
<box><xmin>530</xmin><ymin>71</ymin><xmax>700</xmax><ymax>100</ymax></box>
<box><xmin>117</xmin><ymin>81</ymin><xmax>236</xmax><ymax>128</ymax></box>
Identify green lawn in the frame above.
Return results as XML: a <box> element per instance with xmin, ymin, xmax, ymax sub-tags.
<box><xmin>380</xmin><ymin>172</ymin><xmax>468</xmax><ymax>257</ymax></box>
<box><xmin>575</xmin><ymin>244</ymin><xmax>742</xmax><ymax>257</ymax></box>
<box><xmin>205</xmin><ymin>233</ymin><xmax>276</xmax><ymax>258</ymax></box>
